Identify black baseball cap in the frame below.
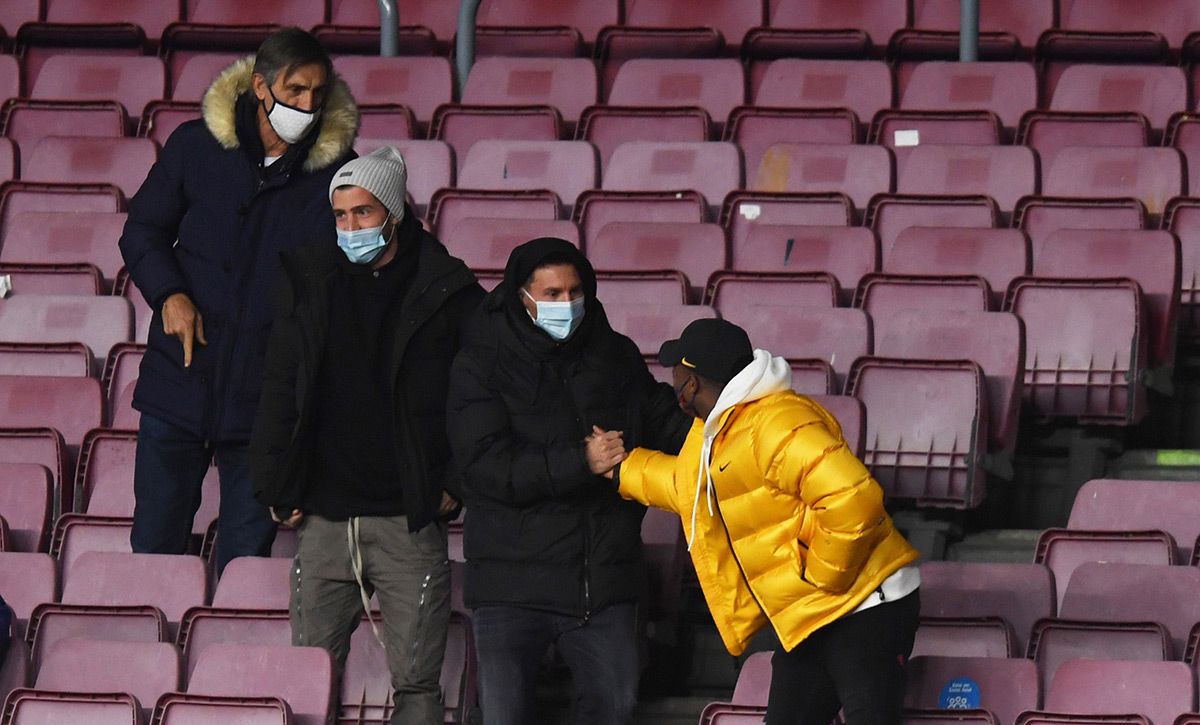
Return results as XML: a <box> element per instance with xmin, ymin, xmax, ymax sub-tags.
<box><xmin>658</xmin><ymin>318</ymin><xmax>754</xmax><ymax>385</ymax></box>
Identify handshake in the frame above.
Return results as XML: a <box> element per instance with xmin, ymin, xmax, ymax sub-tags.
<box><xmin>585</xmin><ymin>425</ymin><xmax>626</xmax><ymax>479</ymax></box>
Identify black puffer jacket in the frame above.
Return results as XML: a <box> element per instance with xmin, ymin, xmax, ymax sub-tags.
<box><xmin>447</xmin><ymin>238</ymin><xmax>691</xmax><ymax>616</ymax></box>
<box><xmin>250</xmin><ymin>211</ymin><xmax>484</xmax><ymax>532</ymax></box>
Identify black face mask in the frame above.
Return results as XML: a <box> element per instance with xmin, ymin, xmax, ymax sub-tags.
<box><xmin>674</xmin><ymin>375</ymin><xmax>700</xmax><ymax>419</ymax></box>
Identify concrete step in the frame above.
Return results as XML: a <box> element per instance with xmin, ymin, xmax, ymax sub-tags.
<box><xmin>946</xmin><ymin>528</ymin><xmax>1041</xmax><ymax>563</ymax></box>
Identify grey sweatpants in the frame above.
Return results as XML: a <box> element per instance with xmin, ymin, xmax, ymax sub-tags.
<box><xmin>291</xmin><ymin>513</ymin><xmax>450</xmax><ymax>725</ymax></box>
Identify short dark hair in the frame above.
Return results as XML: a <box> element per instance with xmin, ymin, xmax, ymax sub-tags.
<box><xmin>524</xmin><ymin>251</ymin><xmax>579</xmax><ymax>287</ymax></box>
<box><xmin>253</xmin><ymin>27</ymin><xmax>332</xmax><ymax>88</ymax></box>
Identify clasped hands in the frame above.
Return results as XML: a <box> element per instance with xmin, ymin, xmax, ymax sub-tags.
<box><xmin>585</xmin><ymin>425</ymin><xmax>626</xmax><ymax>479</ymax></box>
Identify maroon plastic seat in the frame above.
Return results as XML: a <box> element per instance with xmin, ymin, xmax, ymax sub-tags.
<box><xmin>1028</xmin><ymin>619</ymin><xmax>1170</xmax><ymax>696</ymax></box>
<box><xmin>1029</xmin><ymin>659</ymin><xmax>1195</xmax><ymax>725</ymax></box>
<box><xmin>0</xmin><ymin>264</ymin><xmax>104</xmax><ymax>296</ymax></box>
<box><xmin>894</xmin><ymin>0</ymin><xmax>1054</xmax><ymax>61</ymax></box>
<box><xmin>187</xmin><ymin>644</ymin><xmax>333</xmax><ymax>725</ymax></box>
<box><xmin>723</xmin><ymin>191</ymin><xmax>854</xmax><ymax>255</ymax></box>
<box><xmin>806</xmin><ymin>394</ymin><xmax>865</xmax><ymax>457</ymax></box>
<box><xmin>62</xmin><ymin>551</ymin><xmax>207</xmax><ymax>627</ymax></box>
<box><xmin>913</xmin><ymin>618</ymin><xmax>1015</xmax><ymax>659</ymax></box>
<box><xmin>897</xmin><ymin>144</ymin><xmax>1035</xmax><ymax>214</ymax></box>
<box><xmin>856</xmin><ymin>275</ymin><xmax>992</xmax><ymax>314</ymax></box>
<box><xmin>1061</xmin><ymin>563</ymin><xmax>1200</xmax><ymax>658</ymax></box>
<box><xmin>30</xmin><ymin>55</ymin><xmax>166</xmax><ymax>120</ymax></box>
<box><xmin>212</xmin><ymin>557</ymin><xmax>290</xmax><ymax>610</ymax></box>
<box><xmin>578</xmin><ymin>106</ymin><xmax>710</xmax><ymax>175</ymax></box>
<box><xmin>4</xmin><ymin>690</ymin><xmax>141</xmax><ymax>725</ymax></box>
<box><xmin>113</xmin><ymin>270</ymin><xmax>152</xmax><ymax>345</ymax></box>
<box><xmin>1041</xmin><ymin>0</ymin><xmax>1200</xmax><ymax>62</ymax></box>
<box><xmin>76</xmin><ymin>430</ymin><xmax>137</xmax><ymax>516</ymax></box>
<box><xmin>1043</xmin><ymin>147</ymin><xmax>1184</xmax><ymax>220</ymax></box>
<box><xmin>716</xmin><ymin>304</ymin><xmax>865</xmax><ymax>390</ymax></box>
<box><xmin>872</xmin><ymin>309</ymin><xmax>1023</xmax><ymax>461</ymax></box>
<box><xmin>918</xmin><ymin>561</ymin><xmax>1054</xmax><ymax>655</ymax></box>
<box><xmin>23</xmin><ymin>136</ymin><xmax>156</xmax><ymax>200</ymax></box>
<box><xmin>754</xmin><ymin>59</ymin><xmax>893</xmax><ymax>133</ymax></box>
<box><xmin>0</xmin><ymin>138</ymin><xmax>12</xmax><ymax>183</ymax></box>
<box><xmin>431</xmin><ymin>105</ymin><xmax>561</xmax><ymax>175</ymax></box>
<box><xmin>905</xmin><ymin>656</ymin><xmax>1038</xmax><ymax>725</ymax></box>
<box><xmin>0</xmin><ymin>182</ymin><xmax>124</xmax><ymax>242</ymax></box>
<box><xmin>20</xmin><ymin>0</ymin><xmax>177</xmax><ymax>46</ymax></box>
<box><xmin>160</xmin><ymin>0</ymin><xmax>315</xmax><ymax>56</ymax></box>
<box><xmin>1165</xmin><ymin>197</ymin><xmax>1200</xmax><ymax>343</ymax></box>
<box><xmin>1170</xmin><ymin>118</ymin><xmax>1200</xmax><ymax>200</ymax></box>
<box><xmin>897</xmin><ymin>61</ymin><xmax>1037</xmax><ymax>131</ymax></box>
<box><xmin>1046</xmin><ymin>64</ymin><xmax>1184</xmax><ymax>131</ymax></box>
<box><xmin>36</xmin><ymin>638</ymin><xmax>181</xmax><ymax>718</ymax></box>
<box><xmin>176</xmin><ymin>609</ymin><xmax>292</xmax><ymax>679</ymax></box>
<box><xmin>708</xmin><ymin>271</ymin><xmax>839</xmax><ymax>313</ymax></box>
<box><xmin>474</xmin><ymin>0</ymin><xmax>619</xmax><ymax>53</ymax></box>
<box><xmin>696</xmin><ymin>653</ymin><xmax>773</xmax><ymax>723</ymax></box>
<box><xmin>640</xmin><ymin>506</ymin><xmax>686</xmax><ymax>643</ymax></box>
<box><xmin>0</xmin><ymin>342</ymin><xmax>90</xmax><ymax>377</ymax></box>
<box><xmin>1021</xmin><ymin>117</ymin><xmax>1149</xmax><ymax>177</ymax></box>
<box><xmin>428</xmin><ymin>189</ymin><xmax>560</xmax><ymax>240</ymax></box>
<box><xmin>0</xmin><ymin>54</ymin><xmax>16</xmax><ymax>99</ymax></box>
<box><xmin>458</xmin><ymin>139</ymin><xmax>597</xmax><ymax>208</ymax></box>
<box><xmin>0</xmin><ymin>432</ymin><xmax>66</xmax><ymax>526</ymax></box>
<box><xmin>746</xmin><ymin>0</ymin><xmax>907</xmax><ymax>59</ymax></box>
<box><xmin>332</xmin><ymin>55</ymin><xmax>451</xmax><ymax>128</ymax></box>
<box><xmin>168</xmin><ymin>53</ymin><xmax>241</xmax><ymax>103</ymax></box>
<box><xmin>460</xmin><ymin>56</ymin><xmax>597</xmax><ymax>127</ymax></box>
<box><xmin>749</xmin><ymin>143</ymin><xmax>891</xmax><ymax>212</ymax></box>
<box><xmin>873</xmin><ymin>113</ymin><xmax>1002</xmax><ymax>171</ymax></box>
<box><xmin>0</xmin><ymin>463</ymin><xmax>52</xmax><ymax>553</ymax></box>
<box><xmin>2</xmin><ymin>211</ymin><xmax>128</xmax><ymax>283</ymax></box>
<box><xmin>442</xmin><ymin>218</ymin><xmax>579</xmax><ymax>271</ymax></box>
<box><xmin>575</xmin><ymin>189</ymin><xmax>707</xmax><ymax>243</ymax></box>
<box><xmin>603</xmin><ymin>303</ymin><xmax>718</xmax><ymax>357</ymax></box>
<box><xmin>604</xmin><ymin>141</ymin><xmax>742</xmax><ymax>216</ymax></box>
<box><xmin>732</xmin><ymin>224</ymin><xmax>877</xmax><ymax>304</ymax></box>
<box><xmin>728</xmin><ymin>107</ymin><xmax>857</xmax><ymax>177</ymax></box>
<box><xmin>348</xmin><ymin>139</ymin><xmax>448</xmax><ymax>213</ymax></box>
<box><xmin>887</xmin><ymin>226</ymin><xmax>1029</xmax><ymax>308</ymax></box>
<box><xmin>588</xmin><ymin>221</ymin><xmax>726</xmax><ymax>299</ymax></box>
<box><xmin>139</xmin><ymin>101</ymin><xmax>202</xmax><ymax>147</ymax></box>
<box><xmin>155</xmin><ymin>693</ymin><xmax>294</xmax><ymax>724</ymax></box>
<box><xmin>0</xmin><ymin>551</ymin><xmax>56</xmax><ymax>628</ymax></box>
<box><xmin>1013</xmin><ymin>197</ymin><xmax>1146</xmax><ymax>255</ymax></box>
<box><xmin>1035</xmin><ymin>530</ymin><xmax>1174</xmax><ymax>611</ymax></box>
<box><xmin>866</xmin><ymin>195</ymin><xmax>998</xmax><ymax>255</ymax></box>
<box><xmin>27</xmin><ymin>603</ymin><xmax>168</xmax><ymax>673</ymax></box>
<box><xmin>613</xmin><ymin>0</ymin><xmax>763</xmax><ymax>52</ymax></box>
<box><xmin>1006</xmin><ymin>277</ymin><xmax>1148</xmax><ymax>424</ymax></box>
<box><xmin>102</xmin><ymin>343</ymin><xmax>144</xmax><ymax>428</ymax></box>
<box><xmin>1067</xmin><ymin>479</ymin><xmax>1200</xmax><ymax>565</ymax></box>
<box><xmin>51</xmin><ymin>515</ymin><xmax>133</xmax><ymax>577</ymax></box>
<box><xmin>1036</xmin><ymin>229</ymin><xmax>1179</xmax><ymax>373</ymax></box>
<box><xmin>2</xmin><ymin>100</ymin><xmax>127</xmax><ymax>163</ymax></box>
<box><xmin>0</xmin><ymin>375</ymin><xmax>102</xmax><ymax>453</ymax></box>
<box><xmin>0</xmin><ymin>295</ymin><xmax>133</xmax><ymax>365</ymax></box>
<box><xmin>594</xmin><ymin>272</ymin><xmax>689</xmax><ymax>305</ymax></box>
<box><xmin>607</xmin><ymin>59</ymin><xmax>746</xmax><ymax>133</ymax></box>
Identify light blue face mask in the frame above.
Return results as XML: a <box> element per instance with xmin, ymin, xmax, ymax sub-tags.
<box><xmin>524</xmin><ymin>288</ymin><xmax>585</xmax><ymax>341</ymax></box>
<box><xmin>336</xmin><ymin>219</ymin><xmax>392</xmax><ymax>265</ymax></box>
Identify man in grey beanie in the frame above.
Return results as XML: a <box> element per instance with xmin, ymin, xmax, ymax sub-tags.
<box><xmin>250</xmin><ymin>145</ymin><xmax>485</xmax><ymax>724</ymax></box>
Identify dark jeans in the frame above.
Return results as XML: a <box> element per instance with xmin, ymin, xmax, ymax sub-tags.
<box><xmin>130</xmin><ymin>414</ymin><xmax>276</xmax><ymax>574</ymax></box>
<box><xmin>766</xmin><ymin>590</ymin><xmax>921</xmax><ymax>725</ymax></box>
<box><xmin>472</xmin><ymin>603</ymin><xmax>639</xmax><ymax>725</ymax></box>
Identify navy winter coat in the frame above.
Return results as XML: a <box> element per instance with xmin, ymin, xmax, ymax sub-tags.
<box><xmin>118</xmin><ymin>57</ymin><xmax>359</xmax><ymax>441</ymax></box>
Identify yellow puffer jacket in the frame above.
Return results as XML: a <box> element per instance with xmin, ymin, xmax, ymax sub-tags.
<box><xmin>618</xmin><ymin>390</ymin><xmax>919</xmax><ymax>656</ymax></box>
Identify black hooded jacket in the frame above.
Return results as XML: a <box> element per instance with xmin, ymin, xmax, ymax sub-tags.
<box><xmin>249</xmin><ymin>210</ymin><xmax>485</xmax><ymax>532</ymax></box>
<box><xmin>447</xmin><ymin>238</ymin><xmax>692</xmax><ymax>615</ymax></box>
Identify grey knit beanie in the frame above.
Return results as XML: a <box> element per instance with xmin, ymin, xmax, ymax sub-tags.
<box><xmin>329</xmin><ymin>145</ymin><xmax>407</xmax><ymax>221</ymax></box>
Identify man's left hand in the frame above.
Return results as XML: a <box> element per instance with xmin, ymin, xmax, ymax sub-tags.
<box><xmin>438</xmin><ymin>491</ymin><xmax>460</xmax><ymax>516</ymax></box>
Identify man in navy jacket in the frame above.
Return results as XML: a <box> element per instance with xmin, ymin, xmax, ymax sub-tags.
<box><xmin>118</xmin><ymin>27</ymin><xmax>358</xmax><ymax>573</ymax></box>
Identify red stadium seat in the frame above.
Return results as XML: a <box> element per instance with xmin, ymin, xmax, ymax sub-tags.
<box><xmin>458</xmin><ymin>139</ymin><xmax>597</xmax><ymax>209</ymax></box>
<box><xmin>432</xmin><ymin>105</ymin><xmax>561</xmax><ymax>175</ymax></box>
<box><xmin>716</xmin><ymin>304</ymin><xmax>865</xmax><ymax>390</ymax></box>
<box><xmin>897</xmin><ymin>61</ymin><xmax>1037</xmax><ymax>131</ymax></box>
<box><xmin>333</xmin><ymin>55</ymin><xmax>451</xmax><ymax>127</ymax></box>
<box><xmin>442</xmin><ymin>218</ymin><xmax>579</xmax><ymax>271</ymax></box>
<box><xmin>731</xmin><ymin>224</ymin><xmax>877</xmax><ymax>305</ymax></box>
<box><xmin>0</xmin><ymin>263</ymin><xmax>103</xmax><ymax>295</ymax></box>
<box><xmin>3</xmin><ymin>690</ymin><xmax>141</xmax><ymax>724</ymax></box>
<box><xmin>866</xmin><ymin>195</ymin><xmax>998</xmax><ymax>259</ymax></box>
<box><xmin>919</xmin><ymin>560</ymin><xmax>1054</xmax><ymax>655</ymax></box>
<box><xmin>728</xmin><ymin>107</ymin><xmax>857</xmax><ymax>176</ymax></box>
<box><xmin>1</xmin><ymin>100</ymin><xmax>127</xmax><ymax>163</ymax></box>
<box><xmin>475</xmin><ymin>0</ymin><xmax>619</xmax><ymax>54</ymax></box>
<box><xmin>1036</xmin><ymin>528</ymin><xmax>1174</xmax><ymax>611</ymax></box>
<box><xmin>905</xmin><ymin>656</ymin><xmax>1038</xmax><ymax>725</ymax></box>
<box><xmin>36</xmin><ymin>638</ymin><xmax>181</xmax><ymax>720</ymax></box>
<box><xmin>1042</xmin><ymin>146</ymin><xmax>1184</xmax><ymax>219</ymax></box>
<box><xmin>578</xmin><ymin>106</ymin><xmax>710</xmax><ymax>174</ymax></box>
<box><xmin>894</xmin><ymin>0</ymin><xmax>1054</xmax><ymax>61</ymax></box>
<box><xmin>0</xmin><ymin>342</ymin><xmax>90</xmax><ymax>378</ymax></box>
<box><xmin>139</xmin><ymin>101</ymin><xmax>202</xmax><ymax>146</ymax></box>
<box><xmin>589</xmin><ymin>221</ymin><xmax>726</xmax><ymax>300</ymax></box>
<box><xmin>603</xmin><ymin>303</ymin><xmax>718</xmax><ymax>357</ymax></box>
<box><xmin>1025</xmin><ymin>659</ymin><xmax>1194</xmax><ymax>725</ymax></box>
<box><xmin>723</xmin><ymin>191</ymin><xmax>853</xmax><ymax>255</ymax></box>
<box><xmin>1042</xmin><ymin>0</ymin><xmax>1200</xmax><ymax>62</ymax></box>
<box><xmin>0</xmin><ymin>463</ymin><xmax>51</xmax><ymax>552</ymax></box>
<box><xmin>428</xmin><ymin>189</ymin><xmax>560</xmax><ymax>240</ymax></box>
<box><xmin>461</xmin><ymin>56</ymin><xmax>597</xmax><ymax>126</ymax></box>
<box><xmin>1013</xmin><ymin>197</ymin><xmax>1146</xmax><ymax>254</ymax></box>
<box><xmin>22</xmin><ymin>136</ymin><xmax>156</xmax><ymax>199</ymax></box>
<box><xmin>30</xmin><ymin>55</ymin><xmax>166</xmax><ymax>120</ymax></box>
<box><xmin>574</xmin><ymin>189</ymin><xmax>707</xmax><ymax>243</ymax></box>
<box><xmin>604</xmin><ymin>141</ymin><xmax>742</xmax><ymax>216</ymax></box>
<box><xmin>0</xmin><ymin>550</ymin><xmax>56</xmax><ymax>625</ymax></box>
<box><xmin>887</xmin><ymin>226</ymin><xmax>1029</xmax><ymax>308</ymax></box>
<box><xmin>856</xmin><ymin>274</ymin><xmax>992</xmax><ymax>314</ymax></box>
<box><xmin>748</xmin><ymin>143</ymin><xmax>890</xmax><ymax>212</ymax></box>
<box><xmin>0</xmin><ymin>295</ymin><xmax>133</xmax><ymax>366</ymax></box>
<box><xmin>895</xmin><ymin>144</ymin><xmax>1036</xmax><ymax>214</ymax></box>
<box><xmin>607</xmin><ymin>59</ymin><xmax>746</xmax><ymax>134</ymax></box>
<box><xmin>0</xmin><ymin>375</ymin><xmax>102</xmax><ymax>452</ymax></box>
<box><xmin>2</xmin><ymin>211</ymin><xmax>129</xmax><ymax>283</ymax></box>
<box><xmin>186</xmin><ymin>644</ymin><xmax>333</xmax><ymax>725</ymax></box>
<box><xmin>747</xmin><ymin>0</ymin><xmax>906</xmax><ymax>59</ymax></box>
<box><xmin>754</xmin><ymin>59</ymin><xmax>893</xmax><ymax>132</ymax></box>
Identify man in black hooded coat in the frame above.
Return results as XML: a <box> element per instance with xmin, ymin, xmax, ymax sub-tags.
<box><xmin>447</xmin><ymin>238</ymin><xmax>692</xmax><ymax>724</ymax></box>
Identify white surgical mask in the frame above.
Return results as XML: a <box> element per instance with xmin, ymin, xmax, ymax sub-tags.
<box><xmin>264</xmin><ymin>87</ymin><xmax>319</xmax><ymax>144</ymax></box>
<box><xmin>337</xmin><ymin>219</ymin><xmax>392</xmax><ymax>265</ymax></box>
<box><xmin>524</xmin><ymin>288</ymin><xmax>585</xmax><ymax>341</ymax></box>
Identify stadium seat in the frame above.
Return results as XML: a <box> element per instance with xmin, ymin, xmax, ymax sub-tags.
<box><xmin>20</xmin><ymin>0</ymin><xmax>178</xmax><ymax>47</ymax></box>
<box><xmin>0</xmin><ymin>342</ymin><xmax>90</xmax><ymax>378</ymax></box>
<box><xmin>607</xmin><ymin>59</ymin><xmax>746</xmax><ymax>134</ymax></box>
<box><xmin>176</xmin><ymin>609</ymin><xmax>292</xmax><ymax>679</ymax></box>
<box><xmin>886</xmin><ymin>226</ymin><xmax>1028</xmax><ymax>308</ymax></box>
<box><xmin>603</xmin><ymin>303</ymin><xmax>718</xmax><ymax>357</ymax></box>
<box><xmin>893</xmin><ymin>0</ymin><xmax>1053</xmax><ymax>62</ymax></box>
<box><xmin>36</xmin><ymin>638</ymin><xmax>181</xmax><ymax>718</ymax></box>
<box><xmin>754</xmin><ymin>59</ymin><xmax>893</xmax><ymax>135</ymax></box>
<box><xmin>588</xmin><ymin>221</ymin><xmax>726</xmax><ymax>300</ymax></box>
<box><xmin>169</xmin><ymin>52</ymin><xmax>242</xmax><ymax>103</ymax></box>
<box><xmin>1170</xmin><ymin>117</ymin><xmax>1200</xmax><ymax>198</ymax></box>
<box><xmin>718</xmin><ymin>305</ymin><xmax>866</xmax><ymax>391</ymax></box>
<box><xmin>102</xmin><ymin>343</ymin><xmax>144</xmax><ymax>428</ymax></box>
<box><xmin>1006</xmin><ymin>278</ymin><xmax>1148</xmax><ymax>424</ymax></box>
<box><xmin>1013</xmin><ymin>197</ymin><xmax>1146</xmax><ymax>254</ymax></box>
<box><xmin>1164</xmin><ymin>198</ymin><xmax>1200</xmax><ymax>345</ymax></box>
<box><xmin>904</xmin><ymin>656</ymin><xmax>1038</xmax><ymax>725</ymax></box>
<box><xmin>431</xmin><ymin>105</ymin><xmax>561</xmax><ymax>175</ymax></box>
<box><xmin>138</xmin><ymin>102</ymin><xmax>202</xmax><ymax>147</ymax></box>
<box><xmin>1024</xmin><ymin>659</ymin><xmax>1195</xmax><ymax>725</ymax></box>
<box><xmin>442</xmin><ymin>218</ymin><xmax>579</xmax><ymax>271</ymax></box>
<box><xmin>1042</xmin><ymin>147</ymin><xmax>1184</xmax><ymax>219</ymax></box>
<box><xmin>332</xmin><ymin>55</ymin><xmax>452</xmax><ymax>128</ymax></box>
<box><xmin>896</xmin><ymin>144</ymin><xmax>1036</xmax><ymax>214</ymax></box>
<box><xmin>0</xmin><ymin>375</ymin><xmax>102</xmax><ymax>454</ymax></box>
<box><xmin>595</xmin><ymin>272</ymin><xmax>689</xmax><ymax>305</ymax></box>
<box><xmin>154</xmin><ymin>693</ymin><xmax>294</xmax><ymax>724</ymax></box>
<box><xmin>731</xmin><ymin>224</ymin><xmax>877</xmax><ymax>305</ymax></box>
<box><xmin>0</xmin><ymin>138</ymin><xmax>12</xmax><ymax>183</ymax></box>
<box><xmin>1027</xmin><ymin>619</ymin><xmax>1171</xmax><ymax>697</ymax></box>
<box><xmin>604</xmin><ymin>141</ymin><xmax>742</xmax><ymax>216</ymax></box>
<box><xmin>918</xmin><ymin>561</ymin><xmax>1055</xmax><ymax>655</ymax></box>
<box><xmin>22</xmin><ymin>136</ymin><xmax>157</xmax><ymax>200</ymax></box>
<box><xmin>697</xmin><ymin>652</ymin><xmax>772</xmax><ymax>721</ymax></box>
<box><xmin>577</xmin><ymin>106</ymin><xmax>710</xmax><ymax>175</ymax></box>
<box><xmin>1060</xmin><ymin>563</ymin><xmax>1200</xmax><ymax>657</ymax></box>
<box><xmin>708</xmin><ymin>271</ymin><xmax>839</xmax><ymax>313</ymax></box>
<box><xmin>0</xmin><ymin>551</ymin><xmax>56</xmax><ymax>627</ymax></box>
<box><xmin>0</xmin><ymin>55</ymin><xmax>18</xmax><ymax>100</ymax></box>
<box><xmin>460</xmin><ymin>56</ymin><xmax>597</xmax><ymax>127</ymax></box>
<box><xmin>727</xmin><ymin>107</ymin><xmax>858</xmax><ymax>176</ymax></box>
<box><xmin>62</xmin><ymin>551</ymin><xmax>207</xmax><ymax>628</ymax></box>
<box><xmin>51</xmin><ymin>514</ymin><xmax>133</xmax><ymax>574</ymax></box>
<box><xmin>474</xmin><ymin>0</ymin><xmax>619</xmax><ymax>55</ymax></box>
<box><xmin>354</xmin><ymin>139</ymin><xmax>450</xmax><ymax>212</ymax></box>
<box><xmin>458</xmin><ymin>139</ymin><xmax>597</xmax><ymax>209</ymax></box>
<box><xmin>27</xmin><ymin>602</ymin><xmax>168</xmax><ymax>673</ymax></box>
<box><xmin>0</xmin><ymin>463</ymin><xmax>52</xmax><ymax>553</ymax></box>
<box><xmin>2</xmin><ymin>211</ymin><xmax>129</xmax><ymax>284</ymax></box>
<box><xmin>912</xmin><ymin>617</ymin><xmax>1015</xmax><ymax>659</ymax></box>
<box><xmin>0</xmin><ymin>181</ymin><xmax>124</xmax><ymax>242</ymax></box>
<box><xmin>806</xmin><ymin>395</ymin><xmax>865</xmax><ymax>456</ymax></box>
<box><xmin>1</xmin><ymin>100</ymin><xmax>127</xmax><ymax>163</ymax></box>
<box><xmin>612</xmin><ymin>0</ymin><xmax>762</xmax><ymax>52</ymax></box>
<box><xmin>866</xmin><ymin>194</ymin><xmax>998</xmax><ymax>255</ymax></box>
<box><xmin>113</xmin><ymin>270</ymin><xmax>152</xmax><ymax>345</ymax></box>
<box><xmin>1045</xmin><ymin>63</ymin><xmax>1184</xmax><ymax>131</ymax></box>
<box><xmin>212</xmin><ymin>557</ymin><xmax>290</xmax><ymax>610</ymax></box>
<box><xmin>1021</xmin><ymin>117</ymin><xmax>1149</xmax><ymax>177</ymax></box>
<box><xmin>1066</xmin><ymin>479</ymin><xmax>1200</xmax><ymax>565</ymax></box>
<box><xmin>872</xmin><ymin>309</ymin><xmax>1024</xmax><ymax>463</ymax></box>
<box><xmin>872</xmin><ymin>112</ymin><xmax>1002</xmax><ymax>171</ymax></box>
<box><xmin>0</xmin><ymin>263</ymin><xmax>104</xmax><ymax>296</ymax></box>
<box><xmin>30</xmin><ymin>55</ymin><xmax>166</xmax><ymax>121</ymax></box>
<box><xmin>749</xmin><ymin>143</ymin><xmax>891</xmax><ymax>212</ymax></box>
<box><xmin>186</xmin><ymin>643</ymin><xmax>333</xmax><ymax>725</ymax></box>
<box><xmin>0</xmin><ymin>295</ymin><xmax>133</xmax><ymax>367</ymax></box>
<box><xmin>76</xmin><ymin>430</ymin><xmax>137</xmax><ymax>516</ymax></box>
<box><xmin>1035</xmin><ymin>529</ymin><xmax>1174</xmax><ymax>611</ymax></box>
<box><xmin>2</xmin><ymin>690</ymin><xmax>141</xmax><ymax>725</ymax></box>
<box><xmin>575</xmin><ymin>189</ymin><xmax>707</xmax><ymax>244</ymax></box>
<box><xmin>1041</xmin><ymin>0</ymin><xmax>1200</xmax><ymax>62</ymax></box>
<box><xmin>0</xmin><ymin>432</ymin><xmax>67</xmax><ymax>525</ymax></box>
<box><xmin>746</xmin><ymin>0</ymin><xmax>907</xmax><ymax>60</ymax></box>
<box><xmin>0</xmin><ymin>0</ymin><xmax>39</xmax><ymax>38</ymax></box>
<box><xmin>896</xmin><ymin>61</ymin><xmax>1037</xmax><ymax>131</ymax></box>
<box><xmin>855</xmin><ymin>275</ymin><xmax>992</xmax><ymax>314</ymax></box>
<box><xmin>428</xmin><ymin>189</ymin><xmax>560</xmax><ymax>240</ymax></box>
<box><xmin>1036</xmin><ymin>228</ymin><xmax>1180</xmax><ymax>375</ymax></box>
<box><xmin>723</xmin><ymin>191</ymin><xmax>854</xmax><ymax>254</ymax></box>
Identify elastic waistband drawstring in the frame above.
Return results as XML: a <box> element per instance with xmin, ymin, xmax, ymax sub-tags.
<box><xmin>347</xmin><ymin>517</ymin><xmax>386</xmax><ymax>649</ymax></box>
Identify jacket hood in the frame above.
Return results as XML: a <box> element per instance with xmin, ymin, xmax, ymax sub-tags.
<box><xmin>202</xmin><ymin>56</ymin><xmax>359</xmax><ymax>174</ymax></box>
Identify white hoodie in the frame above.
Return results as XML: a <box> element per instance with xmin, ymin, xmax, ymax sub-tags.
<box><xmin>687</xmin><ymin>348</ymin><xmax>792</xmax><ymax>550</ymax></box>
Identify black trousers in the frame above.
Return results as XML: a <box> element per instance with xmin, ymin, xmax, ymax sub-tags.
<box><xmin>765</xmin><ymin>589</ymin><xmax>920</xmax><ymax>725</ymax></box>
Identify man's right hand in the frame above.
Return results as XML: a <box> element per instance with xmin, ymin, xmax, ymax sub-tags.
<box><xmin>162</xmin><ymin>292</ymin><xmax>207</xmax><ymax>368</ymax></box>
<box><xmin>585</xmin><ymin>425</ymin><xmax>627</xmax><ymax>476</ymax></box>
<box><xmin>271</xmin><ymin>507</ymin><xmax>304</xmax><ymax>528</ymax></box>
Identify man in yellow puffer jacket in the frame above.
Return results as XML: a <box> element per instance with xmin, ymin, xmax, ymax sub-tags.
<box><xmin>605</xmin><ymin>319</ymin><xmax>921</xmax><ymax>725</ymax></box>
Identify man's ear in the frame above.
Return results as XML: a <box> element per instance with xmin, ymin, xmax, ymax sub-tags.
<box><xmin>251</xmin><ymin>73</ymin><xmax>270</xmax><ymax>103</ymax></box>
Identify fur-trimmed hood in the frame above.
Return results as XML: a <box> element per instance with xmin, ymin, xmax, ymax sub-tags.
<box><xmin>202</xmin><ymin>56</ymin><xmax>359</xmax><ymax>173</ymax></box>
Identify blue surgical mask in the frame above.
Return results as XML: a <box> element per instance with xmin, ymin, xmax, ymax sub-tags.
<box><xmin>524</xmin><ymin>288</ymin><xmax>585</xmax><ymax>341</ymax></box>
<box><xmin>337</xmin><ymin>220</ymin><xmax>391</xmax><ymax>265</ymax></box>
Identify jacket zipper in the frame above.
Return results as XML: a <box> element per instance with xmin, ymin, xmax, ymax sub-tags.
<box><xmin>709</xmin><ymin>478</ymin><xmax>776</xmax><ymax>632</ymax></box>
<box><xmin>557</xmin><ymin>365</ymin><xmax>593</xmax><ymax>620</ymax></box>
